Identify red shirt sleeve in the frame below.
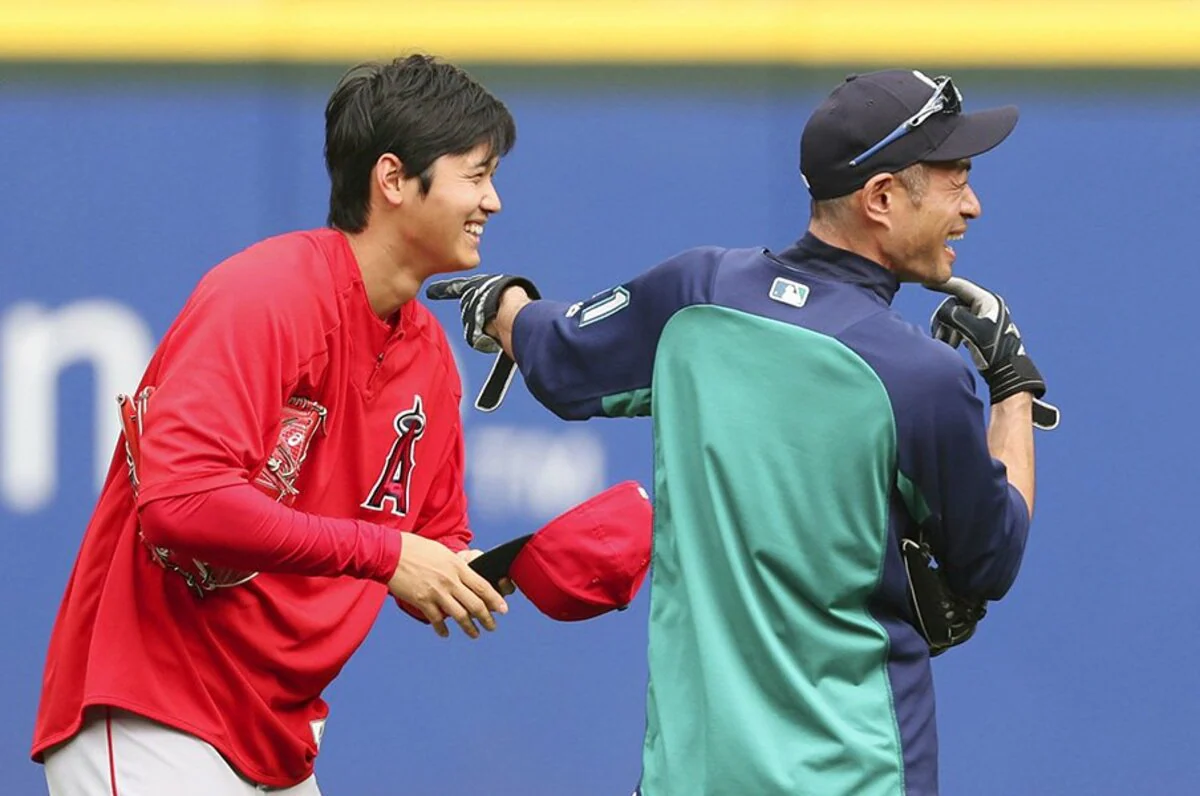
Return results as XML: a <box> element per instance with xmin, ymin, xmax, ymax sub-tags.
<box><xmin>136</xmin><ymin>246</ymin><xmax>333</xmax><ymax>505</ymax></box>
<box><xmin>140</xmin><ymin>484</ymin><xmax>401</xmax><ymax>583</ymax></box>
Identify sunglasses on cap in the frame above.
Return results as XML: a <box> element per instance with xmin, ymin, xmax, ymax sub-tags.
<box><xmin>848</xmin><ymin>76</ymin><xmax>963</xmax><ymax>168</ymax></box>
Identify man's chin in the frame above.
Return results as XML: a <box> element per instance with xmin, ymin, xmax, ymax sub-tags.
<box><xmin>921</xmin><ymin>255</ymin><xmax>954</xmax><ymax>285</ymax></box>
<box><xmin>432</xmin><ymin>258</ymin><xmax>481</xmax><ymax>276</ymax></box>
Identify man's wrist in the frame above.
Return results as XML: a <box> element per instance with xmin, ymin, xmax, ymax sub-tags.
<box><xmin>992</xmin><ymin>391</ymin><xmax>1033</xmax><ymax>416</ymax></box>
<box><xmin>485</xmin><ymin>286</ymin><xmax>534</xmax><ymax>338</ymax></box>
<box><xmin>983</xmin><ymin>354</ymin><xmax>1046</xmax><ymax>404</ymax></box>
<box><xmin>371</xmin><ymin>527</ymin><xmax>404</xmax><ymax>584</ymax></box>
<box><xmin>499</xmin><ymin>284</ymin><xmax>535</xmax><ymax>311</ymax></box>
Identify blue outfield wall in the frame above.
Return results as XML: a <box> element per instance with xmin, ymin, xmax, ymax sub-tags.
<box><xmin>0</xmin><ymin>67</ymin><xmax>1197</xmax><ymax>795</ymax></box>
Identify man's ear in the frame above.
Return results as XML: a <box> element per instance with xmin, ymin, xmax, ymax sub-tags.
<box><xmin>860</xmin><ymin>172</ymin><xmax>898</xmax><ymax>231</ymax></box>
<box><xmin>372</xmin><ymin>153</ymin><xmax>407</xmax><ymax>210</ymax></box>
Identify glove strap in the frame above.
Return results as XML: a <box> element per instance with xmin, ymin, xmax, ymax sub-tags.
<box><xmin>1032</xmin><ymin>398</ymin><xmax>1060</xmax><ymax>431</ymax></box>
<box><xmin>476</xmin><ymin>353</ymin><xmax>518</xmax><ymax>412</ymax></box>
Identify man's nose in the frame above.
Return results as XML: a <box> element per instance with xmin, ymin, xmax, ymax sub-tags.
<box><xmin>962</xmin><ymin>184</ymin><xmax>982</xmax><ymax>219</ymax></box>
<box><xmin>482</xmin><ymin>183</ymin><xmax>502</xmax><ymax>214</ymax></box>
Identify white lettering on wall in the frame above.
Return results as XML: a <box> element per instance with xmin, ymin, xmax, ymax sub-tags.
<box><xmin>0</xmin><ymin>301</ymin><xmax>154</xmax><ymax>513</ymax></box>
<box><xmin>468</xmin><ymin>426</ymin><xmax>606</xmax><ymax>520</ymax></box>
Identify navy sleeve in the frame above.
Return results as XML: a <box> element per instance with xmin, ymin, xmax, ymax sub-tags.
<box><xmin>511</xmin><ymin>247</ymin><xmax>720</xmax><ymax>420</ymax></box>
<box><xmin>904</xmin><ymin>353</ymin><xmax>1030</xmax><ymax>599</ymax></box>
<box><xmin>845</xmin><ymin>317</ymin><xmax>1031</xmax><ymax>600</ymax></box>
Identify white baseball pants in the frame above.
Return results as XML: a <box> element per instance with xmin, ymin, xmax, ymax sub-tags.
<box><xmin>44</xmin><ymin>707</ymin><xmax>321</xmax><ymax>796</ymax></box>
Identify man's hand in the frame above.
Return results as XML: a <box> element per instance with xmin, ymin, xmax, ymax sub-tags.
<box><xmin>425</xmin><ymin>274</ymin><xmax>540</xmax><ymax>354</ymax></box>
<box><xmin>388</xmin><ymin>534</ymin><xmax>509</xmax><ymax>639</ymax></box>
<box><xmin>928</xmin><ymin>276</ymin><xmax>1059</xmax><ymax>430</ymax></box>
<box><xmin>457</xmin><ymin>548</ymin><xmax>516</xmax><ymax>596</ymax></box>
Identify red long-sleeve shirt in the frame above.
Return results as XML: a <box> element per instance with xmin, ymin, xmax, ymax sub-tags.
<box><xmin>33</xmin><ymin>229</ymin><xmax>471</xmax><ymax>787</ymax></box>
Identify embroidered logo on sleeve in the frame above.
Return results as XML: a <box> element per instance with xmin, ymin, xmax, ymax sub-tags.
<box><xmin>578</xmin><ymin>286</ymin><xmax>631</xmax><ymax>327</ymax></box>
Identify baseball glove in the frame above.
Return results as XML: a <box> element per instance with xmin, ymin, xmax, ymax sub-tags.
<box><xmin>900</xmin><ymin>530</ymin><xmax>987</xmax><ymax>656</ymax></box>
<box><xmin>117</xmin><ymin>388</ymin><xmax>327</xmax><ymax>597</ymax></box>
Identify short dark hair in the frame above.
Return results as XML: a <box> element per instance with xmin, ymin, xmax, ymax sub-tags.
<box><xmin>324</xmin><ymin>54</ymin><xmax>517</xmax><ymax>232</ymax></box>
<box><xmin>809</xmin><ymin>162</ymin><xmax>930</xmax><ymax>223</ymax></box>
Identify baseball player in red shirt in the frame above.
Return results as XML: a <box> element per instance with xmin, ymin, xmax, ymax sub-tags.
<box><xmin>32</xmin><ymin>54</ymin><xmax>513</xmax><ymax>795</ymax></box>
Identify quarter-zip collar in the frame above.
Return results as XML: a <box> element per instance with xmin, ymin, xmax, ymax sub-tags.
<box><xmin>771</xmin><ymin>232</ymin><xmax>901</xmax><ymax>306</ymax></box>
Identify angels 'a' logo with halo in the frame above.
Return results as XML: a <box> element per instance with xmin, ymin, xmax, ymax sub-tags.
<box><xmin>361</xmin><ymin>396</ymin><xmax>426</xmax><ymax>516</ymax></box>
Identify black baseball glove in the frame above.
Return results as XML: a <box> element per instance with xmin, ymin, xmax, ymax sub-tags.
<box><xmin>900</xmin><ymin>531</ymin><xmax>988</xmax><ymax>656</ymax></box>
<box><xmin>425</xmin><ymin>273</ymin><xmax>540</xmax><ymax>354</ymax></box>
<box><xmin>425</xmin><ymin>273</ymin><xmax>541</xmax><ymax>411</ymax></box>
<box><xmin>928</xmin><ymin>276</ymin><xmax>1060</xmax><ymax>430</ymax></box>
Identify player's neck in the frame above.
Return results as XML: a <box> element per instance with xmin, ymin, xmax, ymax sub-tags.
<box><xmin>342</xmin><ymin>228</ymin><xmax>424</xmax><ymax>320</ymax></box>
<box><xmin>807</xmin><ymin>222</ymin><xmax>891</xmax><ymax>272</ymax></box>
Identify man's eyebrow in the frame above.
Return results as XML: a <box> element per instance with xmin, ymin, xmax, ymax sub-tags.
<box><xmin>468</xmin><ymin>155</ymin><xmax>498</xmax><ymax>171</ymax></box>
<box><xmin>957</xmin><ymin>158</ymin><xmax>973</xmax><ymax>172</ymax></box>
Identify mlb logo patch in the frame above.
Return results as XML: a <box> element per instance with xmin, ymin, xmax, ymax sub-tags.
<box><xmin>769</xmin><ymin>277</ymin><xmax>809</xmax><ymax>308</ymax></box>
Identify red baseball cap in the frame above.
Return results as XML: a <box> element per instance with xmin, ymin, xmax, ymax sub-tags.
<box><xmin>469</xmin><ymin>481</ymin><xmax>653</xmax><ymax>622</ymax></box>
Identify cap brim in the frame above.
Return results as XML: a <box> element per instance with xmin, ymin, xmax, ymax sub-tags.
<box><xmin>924</xmin><ymin>105</ymin><xmax>1019</xmax><ymax>162</ymax></box>
<box><xmin>468</xmin><ymin>534</ymin><xmax>534</xmax><ymax>588</ymax></box>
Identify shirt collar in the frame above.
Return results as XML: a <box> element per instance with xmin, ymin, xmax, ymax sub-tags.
<box><xmin>321</xmin><ymin>227</ymin><xmax>417</xmax><ymax>341</ymax></box>
<box><xmin>770</xmin><ymin>232</ymin><xmax>900</xmax><ymax>305</ymax></box>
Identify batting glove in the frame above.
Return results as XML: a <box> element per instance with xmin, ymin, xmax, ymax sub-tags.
<box><xmin>929</xmin><ymin>276</ymin><xmax>1060</xmax><ymax>430</ymax></box>
<box><xmin>425</xmin><ymin>273</ymin><xmax>540</xmax><ymax>354</ymax></box>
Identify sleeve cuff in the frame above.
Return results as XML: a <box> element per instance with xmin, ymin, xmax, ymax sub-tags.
<box><xmin>365</xmin><ymin>525</ymin><xmax>402</xmax><ymax>584</ymax></box>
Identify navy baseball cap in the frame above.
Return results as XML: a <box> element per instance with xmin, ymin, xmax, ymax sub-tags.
<box><xmin>800</xmin><ymin>69</ymin><xmax>1019</xmax><ymax>200</ymax></box>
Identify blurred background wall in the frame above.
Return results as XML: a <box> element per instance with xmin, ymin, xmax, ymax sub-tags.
<box><xmin>2</xmin><ymin>2</ymin><xmax>1198</xmax><ymax>794</ymax></box>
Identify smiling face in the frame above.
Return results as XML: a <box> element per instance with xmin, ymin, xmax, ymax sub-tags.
<box><xmin>883</xmin><ymin>159</ymin><xmax>981</xmax><ymax>284</ymax></box>
<box><xmin>396</xmin><ymin>141</ymin><xmax>503</xmax><ymax>277</ymax></box>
